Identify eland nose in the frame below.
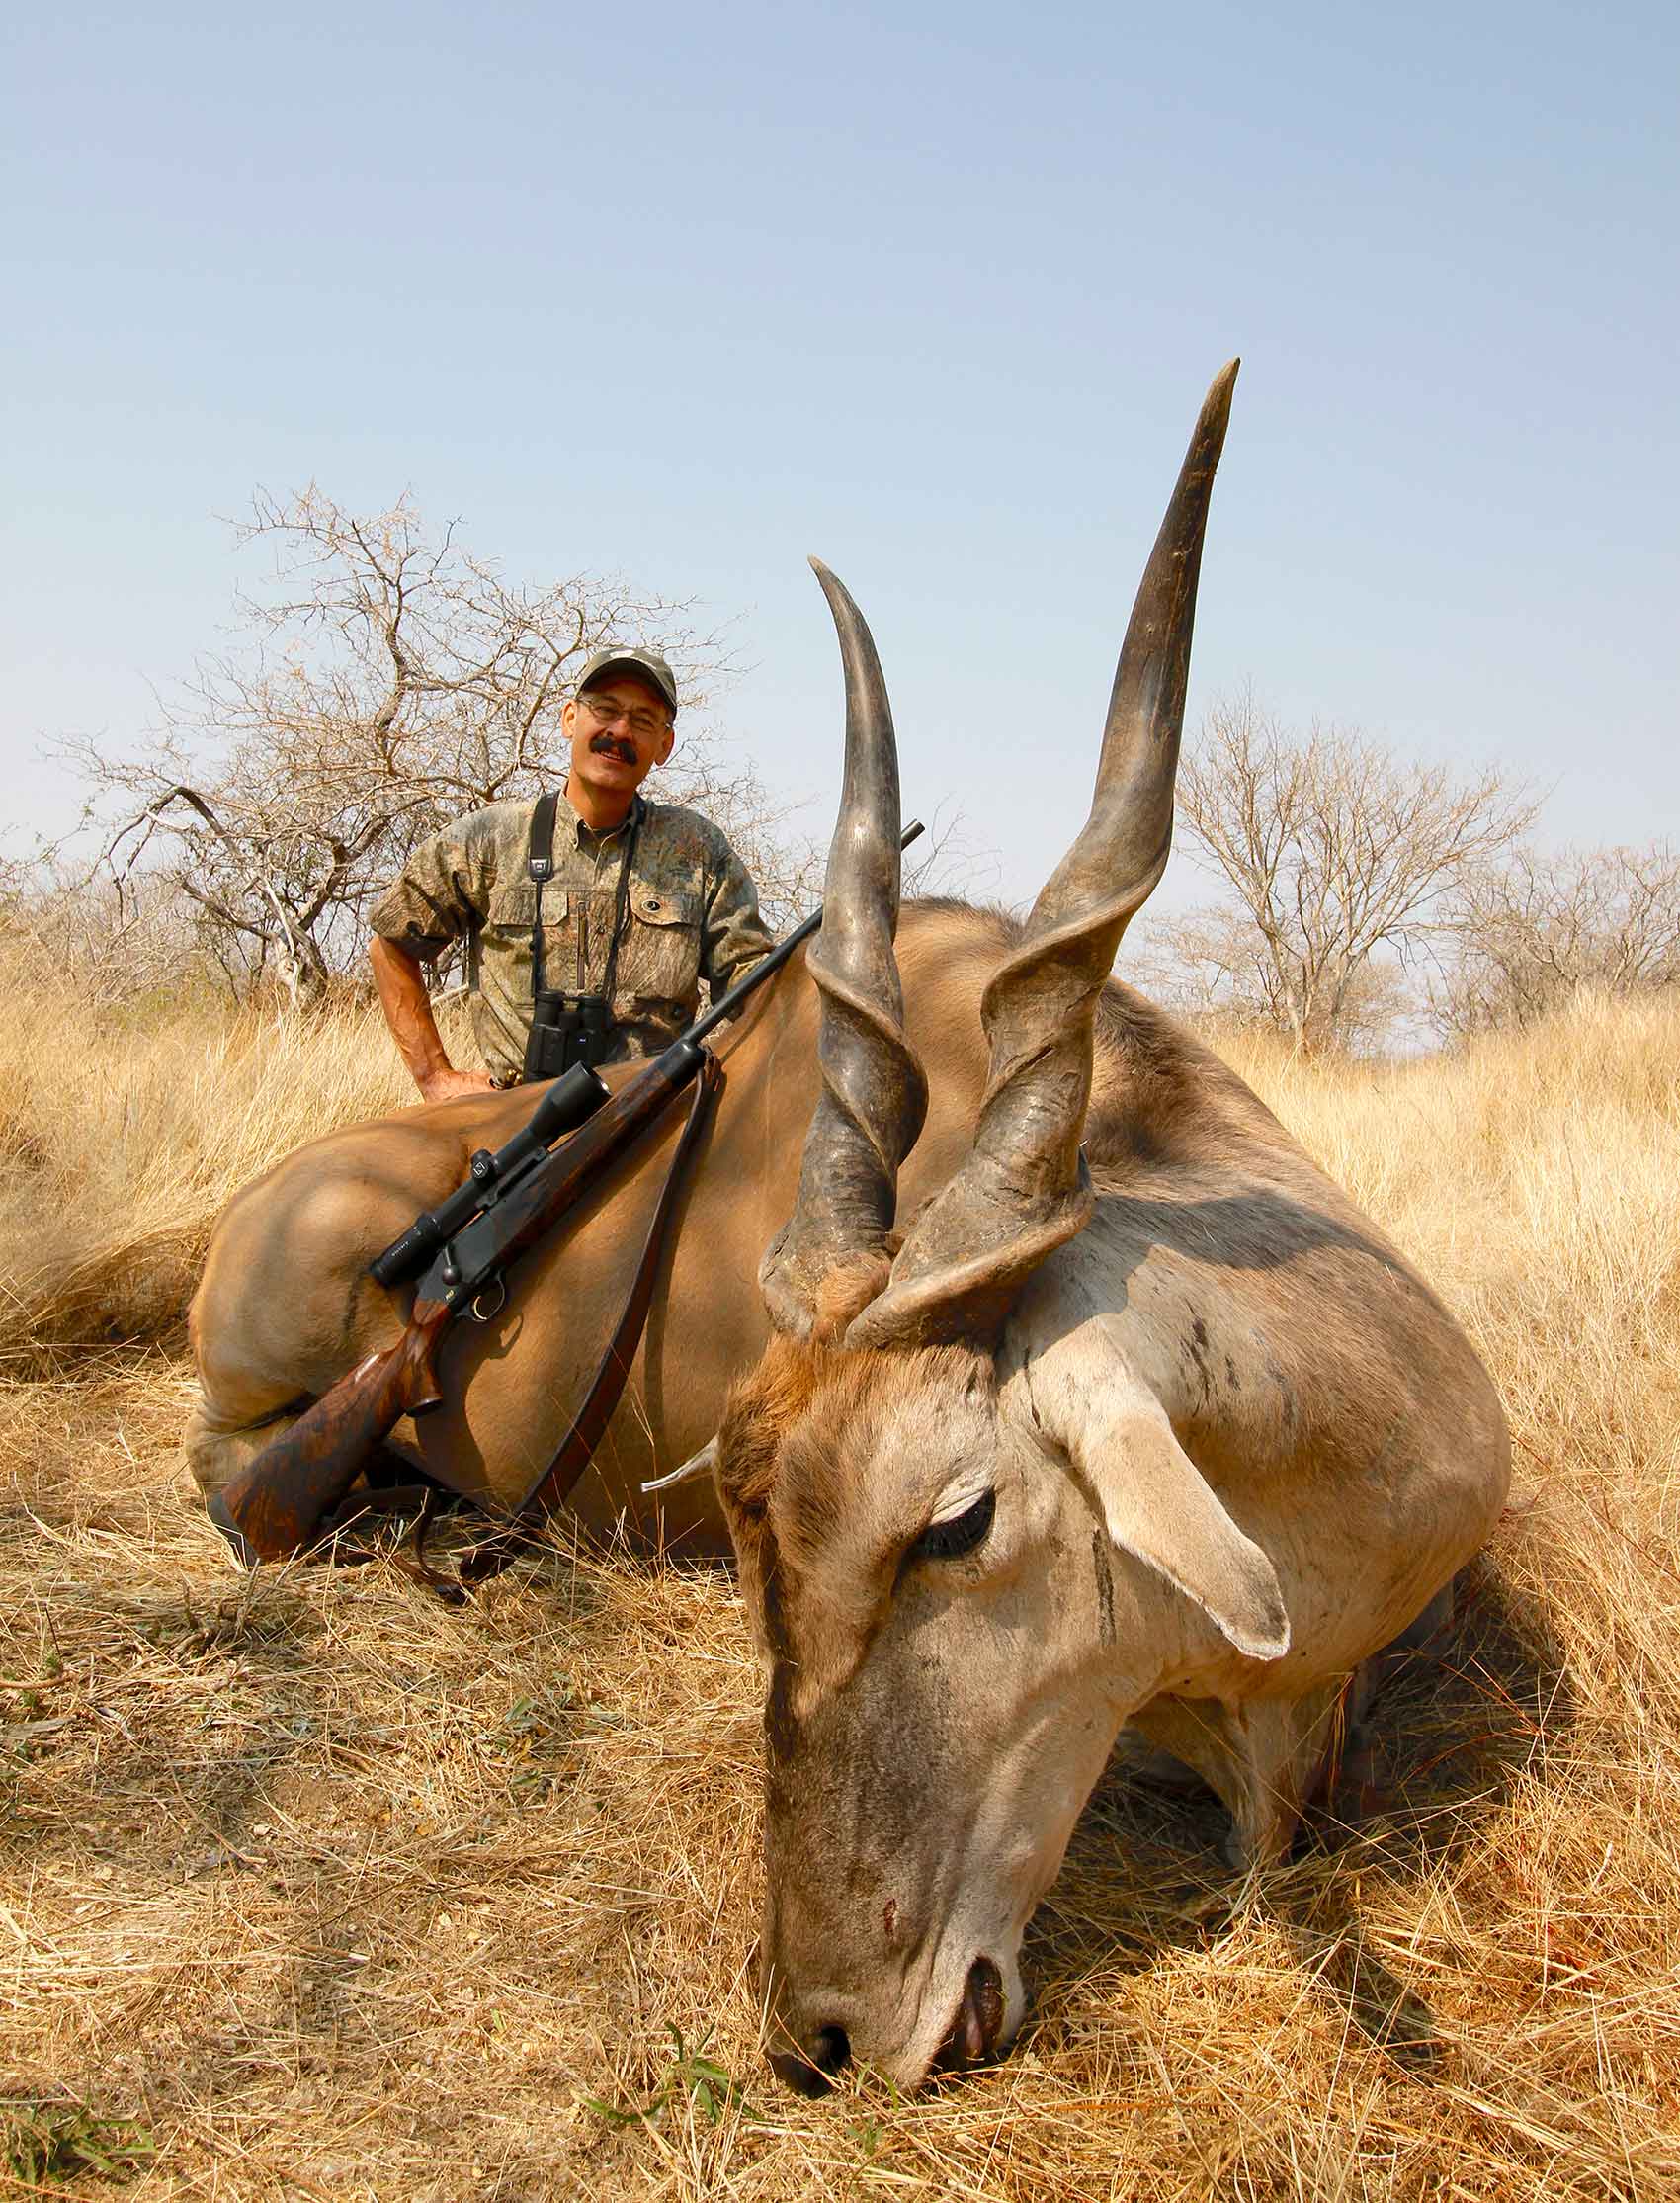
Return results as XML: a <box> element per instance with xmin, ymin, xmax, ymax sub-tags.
<box><xmin>935</xmin><ymin>1956</ymin><xmax>1006</xmax><ymax>2070</ymax></box>
<box><xmin>768</xmin><ymin>2020</ymin><xmax>853</xmax><ymax>2096</ymax></box>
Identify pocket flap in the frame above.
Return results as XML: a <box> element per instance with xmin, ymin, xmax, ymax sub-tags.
<box><xmin>630</xmin><ymin>885</ymin><xmax>699</xmax><ymax>927</ymax></box>
<box><xmin>487</xmin><ymin>886</ymin><xmax>567</xmax><ymax>926</ymax></box>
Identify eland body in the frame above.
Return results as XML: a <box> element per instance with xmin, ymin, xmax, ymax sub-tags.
<box><xmin>185</xmin><ymin>362</ymin><xmax>1508</xmax><ymax>2093</ymax></box>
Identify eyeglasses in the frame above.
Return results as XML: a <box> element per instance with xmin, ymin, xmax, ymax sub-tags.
<box><xmin>579</xmin><ymin>693</ymin><xmax>671</xmax><ymax>743</ymax></box>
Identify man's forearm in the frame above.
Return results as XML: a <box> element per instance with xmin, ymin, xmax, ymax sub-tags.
<box><xmin>371</xmin><ymin>935</ymin><xmax>465</xmax><ymax>1098</ymax></box>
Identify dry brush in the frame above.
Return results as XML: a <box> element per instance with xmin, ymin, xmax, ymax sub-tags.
<box><xmin>2</xmin><ymin>967</ymin><xmax>1677</xmax><ymax>2199</ymax></box>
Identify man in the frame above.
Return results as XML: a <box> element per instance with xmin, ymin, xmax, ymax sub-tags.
<box><xmin>369</xmin><ymin>648</ymin><xmax>774</xmax><ymax>1099</ymax></box>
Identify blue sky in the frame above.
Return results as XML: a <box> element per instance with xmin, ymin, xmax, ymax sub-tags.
<box><xmin>3</xmin><ymin>1</ymin><xmax>1674</xmax><ymax>913</ymax></box>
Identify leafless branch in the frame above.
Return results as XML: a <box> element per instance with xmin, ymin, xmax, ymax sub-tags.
<box><xmin>1438</xmin><ymin>841</ymin><xmax>1680</xmax><ymax>1034</ymax></box>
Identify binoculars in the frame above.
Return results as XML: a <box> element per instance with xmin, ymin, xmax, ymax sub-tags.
<box><xmin>524</xmin><ymin>989</ymin><xmax>614</xmax><ymax>1082</ymax></box>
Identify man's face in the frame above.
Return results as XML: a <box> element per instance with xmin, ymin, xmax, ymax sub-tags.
<box><xmin>563</xmin><ymin>673</ymin><xmax>676</xmax><ymax>803</ymax></box>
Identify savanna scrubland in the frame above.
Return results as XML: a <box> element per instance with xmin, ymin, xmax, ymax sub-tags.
<box><xmin>2</xmin><ymin>950</ymin><xmax>1677</xmax><ymax>2201</ymax></box>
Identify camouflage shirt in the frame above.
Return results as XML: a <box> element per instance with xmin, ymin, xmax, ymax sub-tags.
<box><xmin>369</xmin><ymin>790</ymin><xmax>775</xmax><ymax>1082</ymax></box>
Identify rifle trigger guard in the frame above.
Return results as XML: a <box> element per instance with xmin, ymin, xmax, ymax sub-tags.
<box><xmin>467</xmin><ymin>1277</ymin><xmax>508</xmax><ymax>1324</ymax></box>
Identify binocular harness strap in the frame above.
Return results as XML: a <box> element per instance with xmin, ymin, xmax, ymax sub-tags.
<box><xmin>528</xmin><ymin>788</ymin><xmax>642</xmax><ymax>1008</ymax></box>
<box><xmin>527</xmin><ymin>787</ymin><xmax>559</xmax><ymax>997</ymax></box>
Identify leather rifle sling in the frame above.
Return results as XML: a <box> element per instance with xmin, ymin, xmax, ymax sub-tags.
<box><xmin>455</xmin><ymin>1045</ymin><xmax>724</xmax><ymax>1586</ymax></box>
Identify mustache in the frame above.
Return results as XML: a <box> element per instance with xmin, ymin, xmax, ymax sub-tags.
<box><xmin>589</xmin><ymin>732</ymin><xmax>638</xmax><ymax>762</ymax></box>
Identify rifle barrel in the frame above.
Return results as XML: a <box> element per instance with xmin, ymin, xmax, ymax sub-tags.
<box><xmin>687</xmin><ymin>817</ymin><xmax>924</xmax><ymax>1046</ymax></box>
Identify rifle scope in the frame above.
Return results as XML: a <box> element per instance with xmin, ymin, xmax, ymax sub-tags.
<box><xmin>370</xmin><ymin>1061</ymin><xmax>610</xmax><ymax>1290</ymax></box>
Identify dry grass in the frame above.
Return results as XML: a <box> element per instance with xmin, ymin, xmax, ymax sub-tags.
<box><xmin>2</xmin><ymin>965</ymin><xmax>1678</xmax><ymax>2200</ymax></box>
<box><xmin>0</xmin><ymin>947</ymin><xmax>426</xmax><ymax>1372</ymax></box>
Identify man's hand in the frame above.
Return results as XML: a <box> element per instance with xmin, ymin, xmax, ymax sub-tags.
<box><xmin>417</xmin><ymin>1066</ymin><xmax>499</xmax><ymax>1105</ymax></box>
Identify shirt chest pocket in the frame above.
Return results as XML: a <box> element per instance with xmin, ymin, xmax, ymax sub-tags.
<box><xmin>483</xmin><ymin>885</ymin><xmax>571</xmax><ymax>994</ymax></box>
<box><xmin>620</xmin><ymin>884</ymin><xmax>702</xmax><ymax>1007</ymax></box>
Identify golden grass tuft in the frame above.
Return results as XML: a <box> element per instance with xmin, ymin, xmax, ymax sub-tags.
<box><xmin>2</xmin><ymin>969</ymin><xmax>1678</xmax><ymax>2198</ymax></box>
<box><xmin>0</xmin><ymin>947</ymin><xmax>426</xmax><ymax>1371</ymax></box>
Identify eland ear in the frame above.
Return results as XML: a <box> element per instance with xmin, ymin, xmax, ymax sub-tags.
<box><xmin>1020</xmin><ymin>1325</ymin><xmax>1289</xmax><ymax>1662</ymax></box>
<box><xmin>1077</xmin><ymin>1396</ymin><xmax>1291</xmax><ymax>1661</ymax></box>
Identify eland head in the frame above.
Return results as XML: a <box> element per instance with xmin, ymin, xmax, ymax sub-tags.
<box><xmin>714</xmin><ymin>364</ymin><xmax>1305</xmax><ymax>2088</ymax></box>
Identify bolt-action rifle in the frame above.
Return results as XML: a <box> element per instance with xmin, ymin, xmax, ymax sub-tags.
<box><xmin>210</xmin><ymin>821</ymin><xmax>924</xmax><ymax>1566</ymax></box>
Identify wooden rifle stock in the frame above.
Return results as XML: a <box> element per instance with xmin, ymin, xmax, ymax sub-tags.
<box><xmin>211</xmin><ymin>1305</ymin><xmax>450</xmax><ymax>1562</ymax></box>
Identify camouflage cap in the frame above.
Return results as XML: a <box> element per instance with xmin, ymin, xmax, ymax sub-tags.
<box><xmin>576</xmin><ymin>646</ymin><xmax>679</xmax><ymax>717</ymax></box>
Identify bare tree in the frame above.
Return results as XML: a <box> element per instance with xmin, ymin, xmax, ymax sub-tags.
<box><xmin>1158</xmin><ymin>692</ymin><xmax>1535</xmax><ymax>1051</ymax></box>
<box><xmin>1440</xmin><ymin>841</ymin><xmax>1680</xmax><ymax>1034</ymax></box>
<box><xmin>57</xmin><ymin>488</ymin><xmax>791</xmax><ymax>995</ymax></box>
<box><xmin>1134</xmin><ymin>900</ymin><xmax>1415</xmax><ymax>1057</ymax></box>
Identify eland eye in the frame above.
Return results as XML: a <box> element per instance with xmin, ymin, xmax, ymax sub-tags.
<box><xmin>912</xmin><ymin>1487</ymin><xmax>996</xmax><ymax>1563</ymax></box>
